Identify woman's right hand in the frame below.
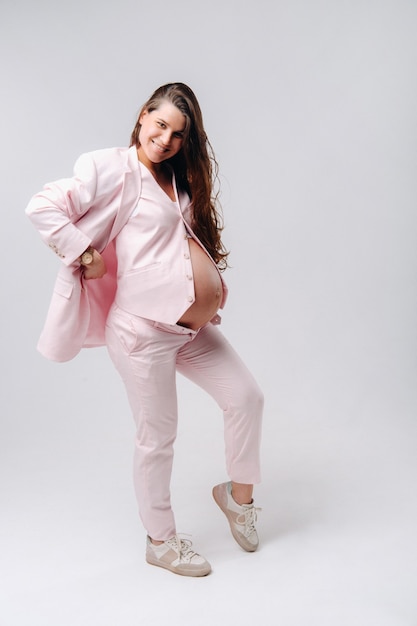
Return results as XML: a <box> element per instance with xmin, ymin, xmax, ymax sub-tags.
<box><xmin>81</xmin><ymin>249</ymin><xmax>107</xmax><ymax>280</ymax></box>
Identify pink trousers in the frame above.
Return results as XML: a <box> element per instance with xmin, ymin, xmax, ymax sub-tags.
<box><xmin>105</xmin><ymin>304</ymin><xmax>263</xmax><ymax>540</ymax></box>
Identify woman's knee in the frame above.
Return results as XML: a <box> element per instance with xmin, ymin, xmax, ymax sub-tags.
<box><xmin>231</xmin><ymin>377</ymin><xmax>264</xmax><ymax>417</ymax></box>
<box><xmin>248</xmin><ymin>381</ymin><xmax>264</xmax><ymax>416</ymax></box>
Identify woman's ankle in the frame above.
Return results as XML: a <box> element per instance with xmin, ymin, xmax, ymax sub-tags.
<box><xmin>231</xmin><ymin>481</ymin><xmax>253</xmax><ymax>505</ymax></box>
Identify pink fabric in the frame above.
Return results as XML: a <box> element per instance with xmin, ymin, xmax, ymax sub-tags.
<box><xmin>25</xmin><ymin>146</ymin><xmax>228</xmax><ymax>362</ymax></box>
<box><xmin>105</xmin><ymin>305</ymin><xmax>263</xmax><ymax>541</ymax></box>
<box><xmin>26</xmin><ymin>147</ymin><xmax>142</xmax><ymax>361</ymax></box>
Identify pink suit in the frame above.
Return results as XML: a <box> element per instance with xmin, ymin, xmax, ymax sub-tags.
<box><xmin>26</xmin><ymin>147</ymin><xmax>263</xmax><ymax>540</ymax></box>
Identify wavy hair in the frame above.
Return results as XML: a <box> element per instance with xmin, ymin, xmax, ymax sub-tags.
<box><xmin>130</xmin><ymin>82</ymin><xmax>229</xmax><ymax>269</ymax></box>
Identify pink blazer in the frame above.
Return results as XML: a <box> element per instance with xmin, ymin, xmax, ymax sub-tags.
<box><xmin>26</xmin><ymin>146</ymin><xmax>227</xmax><ymax>362</ymax></box>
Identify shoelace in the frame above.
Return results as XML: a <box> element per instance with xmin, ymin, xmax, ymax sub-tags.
<box><xmin>166</xmin><ymin>534</ymin><xmax>197</xmax><ymax>562</ymax></box>
<box><xmin>236</xmin><ymin>505</ymin><xmax>262</xmax><ymax>538</ymax></box>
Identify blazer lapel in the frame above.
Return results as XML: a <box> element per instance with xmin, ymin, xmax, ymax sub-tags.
<box><xmin>108</xmin><ymin>145</ymin><xmax>141</xmax><ymax>242</ymax></box>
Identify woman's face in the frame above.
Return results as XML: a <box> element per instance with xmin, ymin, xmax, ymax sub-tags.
<box><xmin>137</xmin><ymin>101</ymin><xmax>186</xmax><ymax>168</ymax></box>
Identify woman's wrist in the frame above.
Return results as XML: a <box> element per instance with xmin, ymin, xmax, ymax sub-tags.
<box><xmin>79</xmin><ymin>246</ymin><xmax>95</xmax><ymax>266</ymax></box>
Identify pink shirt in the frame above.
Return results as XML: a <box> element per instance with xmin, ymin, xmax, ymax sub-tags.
<box><xmin>115</xmin><ymin>162</ymin><xmax>223</xmax><ymax>324</ymax></box>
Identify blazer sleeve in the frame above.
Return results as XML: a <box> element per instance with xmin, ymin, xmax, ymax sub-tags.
<box><xmin>25</xmin><ymin>152</ymin><xmax>101</xmax><ymax>266</ymax></box>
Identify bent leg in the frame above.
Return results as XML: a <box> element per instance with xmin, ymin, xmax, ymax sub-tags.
<box><xmin>176</xmin><ymin>323</ymin><xmax>263</xmax><ymax>485</ymax></box>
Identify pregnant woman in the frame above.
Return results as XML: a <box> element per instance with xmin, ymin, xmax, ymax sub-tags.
<box><xmin>26</xmin><ymin>83</ymin><xmax>264</xmax><ymax>578</ymax></box>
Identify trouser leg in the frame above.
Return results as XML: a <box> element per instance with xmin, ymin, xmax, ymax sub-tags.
<box><xmin>176</xmin><ymin>323</ymin><xmax>263</xmax><ymax>484</ymax></box>
<box><xmin>105</xmin><ymin>306</ymin><xmax>196</xmax><ymax>540</ymax></box>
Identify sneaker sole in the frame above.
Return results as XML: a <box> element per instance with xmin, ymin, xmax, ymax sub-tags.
<box><xmin>146</xmin><ymin>553</ymin><xmax>211</xmax><ymax>577</ymax></box>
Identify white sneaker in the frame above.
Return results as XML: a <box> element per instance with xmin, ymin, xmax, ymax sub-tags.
<box><xmin>212</xmin><ymin>481</ymin><xmax>260</xmax><ymax>552</ymax></box>
<box><xmin>146</xmin><ymin>535</ymin><xmax>211</xmax><ymax>577</ymax></box>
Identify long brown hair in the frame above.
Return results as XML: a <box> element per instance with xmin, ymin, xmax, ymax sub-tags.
<box><xmin>130</xmin><ymin>83</ymin><xmax>229</xmax><ymax>269</ymax></box>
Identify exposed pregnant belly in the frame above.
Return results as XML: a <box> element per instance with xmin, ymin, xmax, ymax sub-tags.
<box><xmin>177</xmin><ymin>239</ymin><xmax>223</xmax><ymax>330</ymax></box>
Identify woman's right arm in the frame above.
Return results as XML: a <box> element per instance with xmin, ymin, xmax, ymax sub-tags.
<box><xmin>25</xmin><ymin>152</ymin><xmax>99</xmax><ymax>267</ymax></box>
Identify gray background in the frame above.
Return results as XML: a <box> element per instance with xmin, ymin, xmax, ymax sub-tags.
<box><xmin>1</xmin><ymin>0</ymin><xmax>417</xmax><ymax>624</ymax></box>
